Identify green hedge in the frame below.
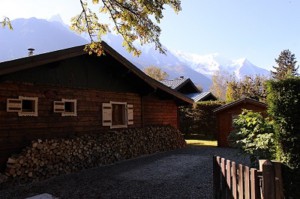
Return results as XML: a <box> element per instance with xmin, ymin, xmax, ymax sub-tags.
<box><xmin>179</xmin><ymin>101</ymin><xmax>224</xmax><ymax>139</ymax></box>
<box><xmin>267</xmin><ymin>77</ymin><xmax>300</xmax><ymax>198</ymax></box>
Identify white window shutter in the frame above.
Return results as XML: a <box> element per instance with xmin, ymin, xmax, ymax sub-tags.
<box><xmin>102</xmin><ymin>103</ymin><xmax>112</xmax><ymax>126</ymax></box>
<box><xmin>127</xmin><ymin>104</ymin><xmax>134</xmax><ymax>125</ymax></box>
<box><xmin>7</xmin><ymin>98</ymin><xmax>22</xmax><ymax>112</ymax></box>
<box><xmin>54</xmin><ymin>101</ymin><xmax>65</xmax><ymax>113</ymax></box>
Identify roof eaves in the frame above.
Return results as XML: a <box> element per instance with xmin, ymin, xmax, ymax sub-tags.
<box><xmin>213</xmin><ymin>98</ymin><xmax>266</xmax><ymax>113</ymax></box>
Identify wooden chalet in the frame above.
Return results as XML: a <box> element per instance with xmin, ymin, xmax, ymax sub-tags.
<box><xmin>214</xmin><ymin>98</ymin><xmax>267</xmax><ymax>147</ymax></box>
<box><xmin>0</xmin><ymin>42</ymin><xmax>193</xmax><ymax>170</ymax></box>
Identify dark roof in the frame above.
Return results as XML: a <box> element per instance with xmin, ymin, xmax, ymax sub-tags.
<box><xmin>213</xmin><ymin>98</ymin><xmax>267</xmax><ymax>113</ymax></box>
<box><xmin>186</xmin><ymin>92</ymin><xmax>217</xmax><ymax>102</ymax></box>
<box><xmin>0</xmin><ymin>42</ymin><xmax>193</xmax><ymax>105</ymax></box>
<box><xmin>161</xmin><ymin>78</ymin><xmax>188</xmax><ymax>89</ymax></box>
<box><xmin>161</xmin><ymin>77</ymin><xmax>199</xmax><ymax>92</ymax></box>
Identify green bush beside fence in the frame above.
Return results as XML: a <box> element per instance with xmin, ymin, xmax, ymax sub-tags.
<box><xmin>267</xmin><ymin>77</ymin><xmax>300</xmax><ymax>198</ymax></box>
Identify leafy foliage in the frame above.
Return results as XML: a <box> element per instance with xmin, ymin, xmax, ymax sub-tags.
<box><xmin>0</xmin><ymin>17</ymin><xmax>13</xmax><ymax>30</ymax></box>
<box><xmin>144</xmin><ymin>66</ymin><xmax>168</xmax><ymax>81</ymax></box>
<box><xmin>179</xmin><ymin>101</ymin><xmax>224</xmax><ymax>138</ymax></box>
<box><xmin>266</xmin><ymin>77</ymin><xmax>300</xmax><ymax>198</ymax></box>
<box><xmin>228</xmin><ymin>110</ymin><xmax>275</xmax><ymax>161</ymax></box>
<box><xmin>266</xmin><ymin>77</ymin><xmax>300</xmax><ymax>168</ymax></box>
<box><xmin>271</xmin><ymin>49</ymin><xmax>299</xmax><ymax>80</ymax></box>
<box><xmin>226</xmin><ymin>75</ymin><xmax>268</xmax><ymax>102</ymax></box>
<box><xmin>71</xmin><ymin>0</ymin><xmax>181</xmax><ymax>56</ymax></box>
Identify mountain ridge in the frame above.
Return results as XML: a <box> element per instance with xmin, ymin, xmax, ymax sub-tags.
<box><xmin>0</xmin><ymin>17</ymin><xmax>270</xmax><ymax>91</ymax></box>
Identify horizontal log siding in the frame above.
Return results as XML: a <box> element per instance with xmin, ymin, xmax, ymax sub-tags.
<box><xmin>0</xmin><ymin>82</ymin><xmax>142</xmax><ymax>170</ymax></box>
<box><xmin>142</xmin><ymin>96</ymin><xmax>178</xmax><ymax>128</ymax></box>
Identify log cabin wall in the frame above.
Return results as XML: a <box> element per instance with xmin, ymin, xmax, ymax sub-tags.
<box><xmin>142</xmin><ymin>96</ymin><xmax>178</xmax><ymax>128</ymax></box>
<box><xmin>0</xmin><ymin>81</ymin><xmax>143</xmax><ymax>170</ymax></box>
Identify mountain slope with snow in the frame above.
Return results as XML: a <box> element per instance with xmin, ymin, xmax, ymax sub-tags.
<box><xmin>173</xmin><ymin>51</ymin><xmax>270</xmax><ymax>79</ymax></box>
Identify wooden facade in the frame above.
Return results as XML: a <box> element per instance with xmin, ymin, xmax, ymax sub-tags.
<box><xmin>214</xmin><ymin>98</ymin><xmax>267</xmax><ymax>147</ymax></box>
<box><xmin>0</xmin><ymin>43</ymin><xmax>192</xmax><ymax>170</ymax></box>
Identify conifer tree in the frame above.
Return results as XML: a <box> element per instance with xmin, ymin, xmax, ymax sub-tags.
<box><xmin>271</xmin><ymin>50</ymin><xmax>299</xmax><ymax>80</ymax></box>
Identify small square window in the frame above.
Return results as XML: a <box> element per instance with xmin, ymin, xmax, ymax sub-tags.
<box><xmin>18</xmin><ymin>96</ymin><xmax>38</xmax><ymax>116</ymax></box>
<box><xmin>6</xmin><ymin>96</ymin><xmax>38</xmax><ymax>116</ymax></box>
<box><xmin>54</xmin><ymin>99</ymin><xmax>77</xmax><ymax>116</ymax></box>
<box><xmin>22</xmin><ymin>100</ymin><xmax>35</xmax><ymax>112</ymax></box>
<box><xmin>65</xmin><ymin>101</ymin><xmax>75</xmax><ymax>113</ymax></box>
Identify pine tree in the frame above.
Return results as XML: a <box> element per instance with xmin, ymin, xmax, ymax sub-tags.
<box><xmin>271</xmin><ymin>50</ymin><xmax>299</xmax><ymax>80</ymax></box>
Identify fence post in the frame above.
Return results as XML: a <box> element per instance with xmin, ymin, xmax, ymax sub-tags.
<box><xmin>250</xmin><ymin>168</ymin><xmax>259</xmax><ymax>199</ymax></box>
<box><xmin>262</xmin><ymin>160</ymin><xmax>275</xmax><ymax>199</ymax></box>
<box><xmin>213</xmin><ymin>156</ymin><xmax>221</xmax><ymax>199</ymax></box>
<box><xmin>232</xmin><ymin>162</ymin><xmax>237</xmax><ymax>199</ymax></box>
<box><xmin>221</xmin><ymin>158</ymin><xmax>226</xmax><ymax>199</ymax></box>
<box><xmin>272</xmin><ymin>161</ymin><xmax>284</xmax><ymax>199</ymax></box>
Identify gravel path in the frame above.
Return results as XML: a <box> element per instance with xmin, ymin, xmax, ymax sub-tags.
<box><xmin>0</xmin><ymin>146</ymin><xmax>250</xmax><ymax>199</ymax></box>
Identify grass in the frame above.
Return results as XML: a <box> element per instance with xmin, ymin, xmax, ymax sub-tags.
<box><xmin>185</xmin><ymin>139</ymin><xmax>218</xmax><ymax>147</ymax></box>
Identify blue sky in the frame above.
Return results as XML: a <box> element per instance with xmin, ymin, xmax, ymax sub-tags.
<box><xmin>1</xmin><ymin>0</ymin><xmax>300</xmax><ymax>70</ymax></box>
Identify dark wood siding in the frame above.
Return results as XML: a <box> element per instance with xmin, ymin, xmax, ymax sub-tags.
<box><xmin>142</xmin><ymin>96</ymin><xmax>178</xmax><ymax>128</ymax></box>
<box><xmin>0</xmin><ymin>54</ymin><xmax>153</xmax><ymax>94</ymax></box>
<box><xmin>0</xmin><ymin>81</ymin><xmax>142</xmax><ymax>170</ymax></box>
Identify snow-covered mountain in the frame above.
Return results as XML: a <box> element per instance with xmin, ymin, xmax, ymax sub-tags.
<box><xmin>173</xmin><ymin>51</ymin><xmax>270</xmax><ymax>79</ymax></box>
<box><xmin>0</xmin><ymin>17</ymin><xmax>270</xmax><ymax>91</ymax></box>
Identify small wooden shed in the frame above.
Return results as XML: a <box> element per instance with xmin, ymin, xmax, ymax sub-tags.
<box><xmin>214</xmin><ymin>98</ymin><xmax>267</xmax><ymax>147</ymax></box>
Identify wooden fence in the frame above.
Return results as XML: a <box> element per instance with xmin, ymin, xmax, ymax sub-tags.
<box><xmin>213</xmin><ymin>156</ymin><xmax>284</xmax><ymax>199</ymax></box>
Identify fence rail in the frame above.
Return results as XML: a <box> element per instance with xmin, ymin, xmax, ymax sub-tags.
<box><xmin>213</xmin><ymin>156</ymin><xmax>283</xmax><ymax>199</ymax></box>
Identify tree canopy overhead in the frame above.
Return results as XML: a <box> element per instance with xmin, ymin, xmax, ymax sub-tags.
<box><xmin>71</xmin><ymin>0</ymin><xmax>182</xmax><ymax>56</ymax></box>
<box><xmin>1</xmin><ymin>0</ymin><xmax>181</xmax><ymax>56</ymax></box>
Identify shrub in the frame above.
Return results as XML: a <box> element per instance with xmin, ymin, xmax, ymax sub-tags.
<box><xmin>228</xmin><ymin>110</ymin><xmax>275</xmax><ymax>164</ymax></box>
<box><xmin>179</xmin><ymin>101</ymin><xmax>224</xmax><ymax>138</ymax></box>
<box><xmin>266</xmin><ymin>77</ymin><xmax>300</xmax><ymax>198</ymax></box>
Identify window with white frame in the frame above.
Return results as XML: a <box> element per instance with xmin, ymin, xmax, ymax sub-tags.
<box><xmin>7</xmin><ymin>96</ymin><xmax>38</xmax><ymax>116</ymax></box>
<box><xmin>54</xmin><ymin>99</ymin><xmax>77</xmax><ymax>116</ymax></box>
<box><xmin>102</xmin><ymin>101</ymin><xmax>133</xmax><ymax>128</ymax></box>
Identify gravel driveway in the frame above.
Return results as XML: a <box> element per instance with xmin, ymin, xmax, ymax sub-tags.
<box><xmin>0</xmin><ymin>146</ymin><xmax>250</xmax><ymax>199</ymax></box>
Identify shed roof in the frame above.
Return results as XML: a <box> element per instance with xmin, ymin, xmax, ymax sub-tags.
<box><xmin>213</xmin><ymin>98</ymin><xmax>267</xmax><ymax>113</ymax></box>
<box><xmin>0</xmin><ymin>42</ymin><xmax>193</xmax><ymax>105</ymax></box>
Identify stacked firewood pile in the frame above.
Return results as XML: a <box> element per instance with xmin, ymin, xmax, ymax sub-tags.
<box><xmin>2</xmin><ymin>125</ymin><xmax>186</xmax><ymax>183</ymax></box>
